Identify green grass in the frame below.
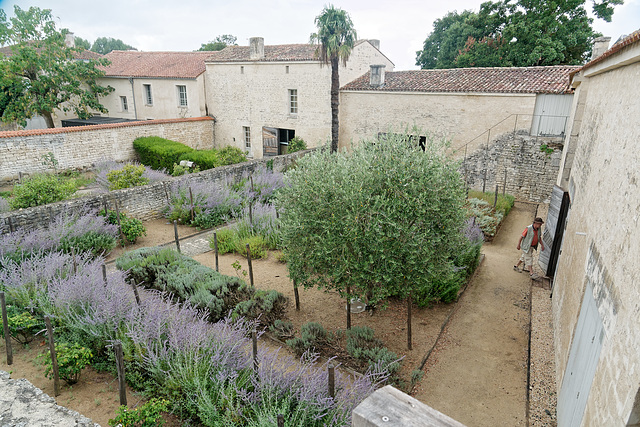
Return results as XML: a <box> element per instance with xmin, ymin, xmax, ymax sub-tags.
<box><xmin>468</xmin><ymin>190</ymin><xmax>515</xmax><ymax>216</ymax></box>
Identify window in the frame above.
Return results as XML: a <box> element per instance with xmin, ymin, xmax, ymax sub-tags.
<box><xmin>177</xmin><ymin>85</ymin><xmax>188</xmax><ymax>107</ymax></box>
<box><xmin>120</xmin><ymin>96</ymin><xmax>128</xmax><ymax>112</ymax></box>
<box><xmin>143</xmin><ymin>84</ymin><xmax>153</xmax><ymax>105</ymax></box>
<box><xmin>286</xmin><ymin>65</ymin><xmax>290</xmax><ymax>74</ymax></box>
<box><xmin>243</xmin><ymin>126</ymin><xmax>252</xmax><ymax>156</ymax></box>
<box><xmin>289</xmin><ymin>89</ymin><xmax>298</xmax><ymax>115</ymax></box>
<box><xmin>241</xmin><ymin>66</ymin><xmax>244</xmax><ymax>74</ymax></box>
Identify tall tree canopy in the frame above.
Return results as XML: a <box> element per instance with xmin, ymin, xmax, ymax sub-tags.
<box><xmin>74</xmin><ymin>36</ymin><xmax>91</xmax><ymax>50</ymax></box>
<box><xmin>91</xmin><ymin>37</ymin><xmax>136</xmax><ymax>54</ymax></box>
<box><xmin>310</xmin><ymin>5</ymin><xmax>357</xmax><ymax>153</ymax></box>
<box><xmin>0</xmin><ymin>6</ymin><xmax>114</xmax><ymax>128</ymax></box>
<box><xmin>197</xmin><ymin>34</ymin><xmax>237</xmax><ymax>51</ymax></box>
<box><xmin>416</xmin><ymin>0</ymin><xmax>624</xmax><ymax>69</ymax></box>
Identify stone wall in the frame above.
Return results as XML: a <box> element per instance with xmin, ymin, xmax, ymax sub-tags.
<box><xmin>0</xmin><ymin>149</ymin><xmax>309</xmax><ymax>234</ymax></box>
<box><xmin>0</xmin><ymin>117</ymin><xmax>214</xmax><ymax>183</ymax></box>
<box><xmin>461</xmin><ymin>130</ymin><xmax>563</xmax><ymax>202</ymax></box>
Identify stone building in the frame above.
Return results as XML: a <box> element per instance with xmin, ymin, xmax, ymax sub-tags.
<box><xmin>339</xmin><ymin>65</ymin><xmax>578</xmax><ymax>157</ymax></box>
<box><xmin>204</xmin><ymin>37</ymin><xmax>394</xmax><ymax>158</ymax></box>
<box><xmin>550</xmin><ymin>30</ymin><xmax>640</xmax><ymax>426</ymax></box>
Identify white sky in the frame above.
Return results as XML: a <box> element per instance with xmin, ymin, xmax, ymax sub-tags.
<box><xmin>1</xmin><ymin>0</ymin><xmax>639</xmax><ymax>70</ymax></box>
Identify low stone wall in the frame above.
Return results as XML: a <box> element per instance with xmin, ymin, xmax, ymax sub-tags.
<box><xmin>0</xmin><ymin>117</ymin><xmax>214</xmax><ymax>183</ymax></box>
<box><xmin>461</xmin><ymin>130</ymin><xmax>562</xmax><ymax>203</ymax></box>
<box><xmin>0</xmin><ymin>149</ymin><xmax>309</xmax><ymax>234</ymax></box>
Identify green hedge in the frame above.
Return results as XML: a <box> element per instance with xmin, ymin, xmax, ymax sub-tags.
<box><xmin>115</xmin><ymin>247</ymin><xmax>286</xmax><ymax>325</ymax></box>
<box><xmin>178</xmin><ymin>150</ymin><xmax>221</xmax><ymax>170</ymax></box>
<box><xmin>133</xmin><ymin>136</ymin><xmax>194</xmax><ymax>171</ymax></box>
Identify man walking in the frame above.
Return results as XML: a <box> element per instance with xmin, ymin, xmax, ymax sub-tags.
<box><xmin>514</xmin><ymin>217</ymin><xmax>545</xmax><ymax>277</ymax></box>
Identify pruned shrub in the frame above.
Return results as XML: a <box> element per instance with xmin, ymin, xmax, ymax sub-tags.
<box><xmin>133</xmin><ymin>136</ymin><xmax>194</xmax><ymax>171</ymax></box>
<box><xmin>106</xmin><ymin>164</ymin><xmax>149</xmax><ymax>190</ymax></box>
<box><xmin>10</xmin><ymin>173</ymin><xmax>76</xmax><ymax>209</ymax></box>
<box><xmin>178</xmin><ymin>150</ymin><xmax>221</xmax><ymax>171</ymax></box>
<box><xmin>346</xmin><ymin>326</ymin><xmax>401</xmax><ymax>376</ymax></box>
<box><xmin>218</xmin><ymin>146</ymin><xmax>247</xmax><ymax>165</ymax></box>
<box><xmin>286</xmin><ymin>322</ymin><xmax>328</xmax><ymax>356</ymax></box>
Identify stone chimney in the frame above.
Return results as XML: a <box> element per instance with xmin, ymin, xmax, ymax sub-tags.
<box><xmin>370</xmin><ymin>64</ymin><xmax>385</xmax><ymax>87</ymax></box>
<box><xmin>65</xmin><ymin>31</ymin><xmax>75</xmax><ymax>48</ymax></box>
<box><xmin>591</xmin><ymin>36</ymin><xmax>611</xmax><ymax>60</ymax></box>
<box><xmin>368</xmin><ymin>39</ymin><xmax>380</xmax><ymax>50</ymax></box>
<box><xmin>249</xmin><ymin>37</ymin><xmax>265</xmax><ymax>60</ymax></box>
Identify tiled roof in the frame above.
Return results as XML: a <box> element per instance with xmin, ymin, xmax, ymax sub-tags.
<box><xmin>580</xmin><ymin>29</ymin><xmax>640</xmax><ymax>71</ymax></box>
<box><xmin>102</xmin><ymin>51</ymin><xmax>216</xmax><ymax>79</ymax></box>
<box><xmin>206</xmin><ymin>44</ymin><xmax>319</xmax><ymax>62</ymax></box>
<box><xmin>341</xmin><ymin>66</ymin><xmax>579</xmax><ymax>94</ymax></box>
<box><xmin>0</xmin><ymin>117</ymin><xmax>214</xmax><ymax>139</ymax></box>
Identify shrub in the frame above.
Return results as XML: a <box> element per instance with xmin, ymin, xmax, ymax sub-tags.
<box><xmin>269</xmin><ymin>319</ymin><xmax>294</xmax><ymax>341</ymax></box>
<box><xmin>171</xmin><ymin>162</ymin><xmax>200</xmax><ymax>177</ymax></box>
<box><xmin>0</xmin><ymin>196</ymin><xmax>10</xmax><ymax>213</ymax></box>
<box><xmin>218</xmin><ymin>146</ymin><xmax>247</xmax><ymax>165</ymax></box>
<box><xmin>286</xmin><ymin>322</ymin><xmax>328</xmax><ymax>356</ymax></box>
<box><xmin>106</xmin><ymin>164</ymin><xmax>149</xmax><ymax>190</ymax></box>
<box><xmin>346</xmin><ymin>326</ymin><xmax>401</xmax><ymax>376</ymax></box>
<box><xmin>468</xmin><ymin>190</ymin><xmax>515</xmax><ymax>217</ymax></box>
<box><xmin>288</xmin><ymin>136</ymin><xmax>307</xmax><ymax>153</ymax></box>
<box><xmin>9</xmin><ymin>173</ymin><xmax>76</xmax><ymax>209</ymax></box>
<box><xmin>209</xmin><ymin>228</ymin><xmax>238</xmax><ymax>254</ymax></box>
<box><xmin>238</xmin><ymin>235</ymin><xmax>268</xmax><ymax>259</ymax></box>
<box><xmin>466</xmin><ymin>198</ymin><xmax>502</xmax><ymax>237</ymax></box>
<box><xmin>109</xmin><ymin>398</ymin><xmax>169</xmax><ymax>427</ymax></box>
<box><xmin>133</xmin><ymin>136</ymin><xmax>194</xmax><ymax>171</ymax></box>
<box><xmin>0</xmin><ymin>305</ymin><xmax>44</xmax><ymax>345</ymax></box>
<box><xmin>99</xmin><ymin>209</ymin><xmax>147</xmax><ymax>244</ymax></box>
<box><xmin>94</xmin><ymin>159</ymin><xmax>170</xmax><ymax>193</ymax></box>
<box><xmin>40</xmin><ymin>342</ymin><xmax>93</xmax><ymax>385</ymax></box>
<box><xmin>59</xmin><ymin>231</ymin><xmax>118</xmax><ymax>258</ymax></box>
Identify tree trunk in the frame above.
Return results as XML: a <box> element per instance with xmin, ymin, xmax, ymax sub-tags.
<box><xmin>41</xmin><ymin>111</ymin><xmax>56</xmax><ymax>128</ymax></box>
<box><xmin>330</xmin><ymin>56</ymin><xmax>340</xmax><ymax>153</ymax></box>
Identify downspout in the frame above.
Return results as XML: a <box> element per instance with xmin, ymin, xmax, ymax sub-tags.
<box><xmin>128</xmin><ymin>77</ymin><xmax>138</xmax><ymax>120</ymax></box>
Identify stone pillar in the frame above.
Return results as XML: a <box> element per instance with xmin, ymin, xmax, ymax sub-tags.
<box><xmin>249</xmin><ymin>37</ymin><xmax>265</xmax><ymax>60</ymax></box>
<box><xmin>370</xmin><ymin>65</ymin><xmax>386</xmax><ymax>87</ymax></box>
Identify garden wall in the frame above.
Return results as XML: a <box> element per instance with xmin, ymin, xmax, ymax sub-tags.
<box><xmin>0</xmin><ymin>117</ymin><xmax>214</xmax><ymax>183</ymax></box>
<box><xmin>0</xmin><ymin>150</ymin><xmax>309</xmax><ymax>234</ymax></box>
<box><xmin>461</xmin><ymin>130</ymin><xmax>563</xmax><ymax>203</ymax></box>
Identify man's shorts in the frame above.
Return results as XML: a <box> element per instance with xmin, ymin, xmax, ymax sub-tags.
<box><xmin>519</xmin><ymin>249</ymin><xmax>534</xmax><ymax>268</ymax></box>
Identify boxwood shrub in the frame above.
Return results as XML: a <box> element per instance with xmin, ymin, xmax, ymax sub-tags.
<box><xmin>178</xmin><ymin>150</ymin><xmax>221</xmax><ymax>170</ymax></box>
<box><xmin>115</xmin><ymin>247</ymin><xmax>286</xmax><ymax>325</ymax></box>
<box><xmin>133</xmin><ymin>136</ymin><xmax>194</xmax><ymax>171</ymax></box>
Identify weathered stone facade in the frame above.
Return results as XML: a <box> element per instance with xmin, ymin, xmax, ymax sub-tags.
<box><xmin>462</xmin><ymin>131</ymin><xmax>563</xmax><ymax>202</ymax></box>
<box><xmin>0</xmin><ymin>149</ymin><xmax>309</xmax><ymax>234</ymax></box>
<box><xmin>0</xmin><ymin>117</ymin><xmax>214</xmax><ymax>183</ymax></box>
<box><xmin>552</xmin><ymin>35</ymin><xmax>640</xmax><ymax>426</ymax></box>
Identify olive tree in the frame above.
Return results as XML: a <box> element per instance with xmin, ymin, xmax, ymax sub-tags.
<box><xmin>277</xmin><ymin>132</ymin><xmax>468</xmax><ymax>342</ymax></box>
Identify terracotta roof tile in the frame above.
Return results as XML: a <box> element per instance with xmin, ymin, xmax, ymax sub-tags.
<box><xmin>580</xmin><ymin>29</ymin><xmax>640</xmax><ymax>71</ymax></box>
<box><xmin>102</xmin><ymin>51</ymin><xmax>217</xmax><ymax>79</ymax></box>
<box><xmin>341</xmin><ymin>66</ymin><xmax>579</xmax><ymax>94</ymax></box>
<box><xmin>207</xmin><ymin>44</ymin><xmax>319</xmax><ymax>62</ymax></box>
<box><xmin>0</xmin><ymin>117</ymin><xmax>213</xmax><ymax>139</ymax></box>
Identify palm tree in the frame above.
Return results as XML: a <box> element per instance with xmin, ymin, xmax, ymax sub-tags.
<box><xmin>310</xmin><ymin>5</ymin><xmax>357</xmax><ymax>153</ymax></box>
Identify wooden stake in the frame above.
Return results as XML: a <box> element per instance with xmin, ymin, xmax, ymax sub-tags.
<box><xmin>246</xmin><ymin>244</ymin><xmax>254</xmax><ymax>288</ymax></box>
<box><xmin>328</xmin><ymin>363</ymin><xmax>335</xmax><ymax>398</ymax></box>
<box><xmin>44</xmin><ymin>316</ymin><xmax>60</xmax><ymax>397</ymax></box>
<box><xmin>346</xmin><ymin>286</ymin><xmax>351</xmax><ymax>330</ymax></box>
<box><xmin>1</xmin><ymin>292</ymin><xmax>13</xmax><ymax>365</ymax></box>
<box><xmin>407</xmin><ymin>292</ymin><xmax>413</xmax><ymax>351</ymax></box>
<box><xmin>213</xmin><ymin>232</ymin><xmax>219</xmax><ymax>272</ymax></box>
<box><xmin>249</xmin><ymin>203</ymin><xmax>253</xmax><ymax>226</ymax></box>
<box><xmin>132</xmin><ymin>283</ymin><xmax>141</xmax><ymax>305</ymax></box>
<box><xmin>173</xmin><ymin>220</ymin><xmax>181</xmax><ymax>253</ymax></box>
<box><xmin>189</xmin><ymin>187</ymin><xmax>195</xmax><ymax>223</ymax></box>
<box><xmin>252</xmin><ymin>329</ymin><xmax>258</xmax><ymax>372</ymax></box>
<box><xmin>114</xmin><ymin>342</ymin><xmax>127</xmax><ymax>406</ymax></box>
<box><xmin>162</xmin><ymin>182</ymin><xmax>170</xmax><ymax>204</ymax></box>
<box><xmin>293</xmin><ymin>279</ymin><xmax>300</xmax><ymax>311</ymax></box>
<box><xmin>102</xmin><ymin>264</ymin><xmax>107</xmax><ymax>284</ymax></box>
<box><xmin>8</xmin><ymin>217</ymin><xmax>14</xmax><ymax>233</ymax></box>
<box><xmin>277</xmin><ymin>414</ymin><xmax>284</xmax><ymax>427</ymax></box>
<box><xmin>494</xmin><ymin>185</ymin><xmax>499</xmax><ymax>208</ymax></box>
<box><xmin>102</xmin><ymin>197</ymin><xmax>109</xmax><ymax>216</ymax></box>
<box><xmin>114</xmin><ymin>201</ymin><xmax>125</xmax><ymax>245</ymax></box>
<box><xmin>71</xmin><ymin>246</ymin><xmax>77</xmax><ymax>274</ymax></box>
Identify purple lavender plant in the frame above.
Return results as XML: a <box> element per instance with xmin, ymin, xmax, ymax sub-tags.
<box><xmin>463</xmin><ymin>217</ymin><xmax>485</xmax><ymax>244</ymax></box>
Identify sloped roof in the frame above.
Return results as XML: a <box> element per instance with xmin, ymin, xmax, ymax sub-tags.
<box><xmin>102</xmin><ymin>50</ymin><xmax>216</xmax><ymax>78</ymax></box>
<box><xmin>580</xmin><ymin>29</ymin><xmax>640</xmax><ymax>71</ymax></box>
<box><xmin>341</xmin><ymin>65</ymin><xmax>579</xmax><ymax>94</ymax></box>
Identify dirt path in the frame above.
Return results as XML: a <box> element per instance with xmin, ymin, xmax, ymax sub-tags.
<box><xmin>412</xmin><ymin>202</ymin><xmax>538</xmax><ymax>426</ymax></box>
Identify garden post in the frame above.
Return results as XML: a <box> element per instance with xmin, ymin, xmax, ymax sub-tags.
<box><xmin>407</xmin><ymin>292</ymin><xmax>413</xmax><ymax>350</ymax></box>
<box><xmin>189</xmin><ymin>187</ymin><xmax>195</xmax><ymax>223</ymax></box>
<box><xmin>1</xmin><ymin>292</ymin><xmax>13</xmax><ymax>365</ymax></box>
<box><xmin>71</xmin><ymin>246</ymin><xmax>77</xmax><ymax>274</ymax></box>
<box><xmin>277</xmin><ymin>414</ymin><xmax>284</xmax><ymax>427</ymax></box>
<box><xmin>102</xmin><ymin>264</ymin><xmax>107</xmax><ymax>284</ymax></box>
<box><xmin>213</xmin><ymin>233</ymin><xmax>219</xmax><ymax>272</ymax></box>
<box><xmin>246</xmin><ymin>244</ymin><xmax>254</xmax><ymax>288</ymax></box>
<box><xmin>503</xmin><ymin>169</ymin><xmax>507</xmax><ymax>196</ymax></box>
<box><xmin>252</xmin><ymin>329</ymin><xmax>258</xmax><ymax>372</ymax></box>
<box><xmin>114</xmin><ymin>342</ymin><xmax>127</xmax><ymax>406</ymax></box>
<box><xmin>44</xmin><ymin>316</ymin><xmax>60</xmax><ymax>397</ymax></box>
<box><xmin>162</xmin><ymin>182</ymin><xmax>170</xmax><ymax>204</ymax></box>
<box><xmin>8</xmin><ymin>216</ymin><xmax>14</xmax><ymax>233</ymax></box>
<box><xmin>132</xmin><ymin>283</ymin><xmax>141</xmax><ymax>305</ymax></box>
<box><xmin>328</xmin><ymin>363</ymin><xmax>335</xmax><ymax>398</ymax></box>
<box><xmin>293</xmin><ymin>279</ymin><xmax>300</xmax><ymax>311</ymax></box>
<box><xmin>173</xmin><ymin>220</ymin><xmax>181</xmax><ymax>253</ymax></box>
<box><xmin>102</xmin><ymin>197</ymin><xmax>109</xmax><ymax>216</ymax></box>
<box><xmin>114</xmin><ymin>201</ymin><xmax>125</xmax><ymax>245</ymax></box>
<box><xmin>494</xmin><ymin>185</ymin><xmax>499</xmax><ymax>208</ymax></box>
<box><xmin>346</xmin><ymin>286</ymin><xmax>351</xmax><ymax>330</ymax></box>
<box><xmin>48</xmin><ymin>206</ymin><xmax>54</xmax><ymax>224</ymax></box>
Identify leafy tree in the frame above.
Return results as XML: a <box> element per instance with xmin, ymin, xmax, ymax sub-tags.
<box><xmin>310</xmin><ymin>5</ymin><xmax>357</xmax><ymax>153</ymax></box>
<box><xmin>0</xmin><ymin>6</ymin><xmax>114</xmax><ymax>128</ymax></box>
<box><xmin>91</xmin><ymin>36</ymin><xmax>136</xmax><ymax>54</ymax></box>
<box><xmin>277</xmin><ymin>131</ymin><xmax>468</xmax><ymax>325</ymax></box>
<box><xmin>74</xmin><ymin>36</ymin><xmax>91</xmax><ymax>50</ymax></box>
<box><xmin>416</xmin><ymin>0</ymin><xmax>624</xmax><ymax>69</ymax></box>
<box><xmin>197</xmin><ymin>34</ymin><xmax>237</xmax><ymax>51</ymax></box>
